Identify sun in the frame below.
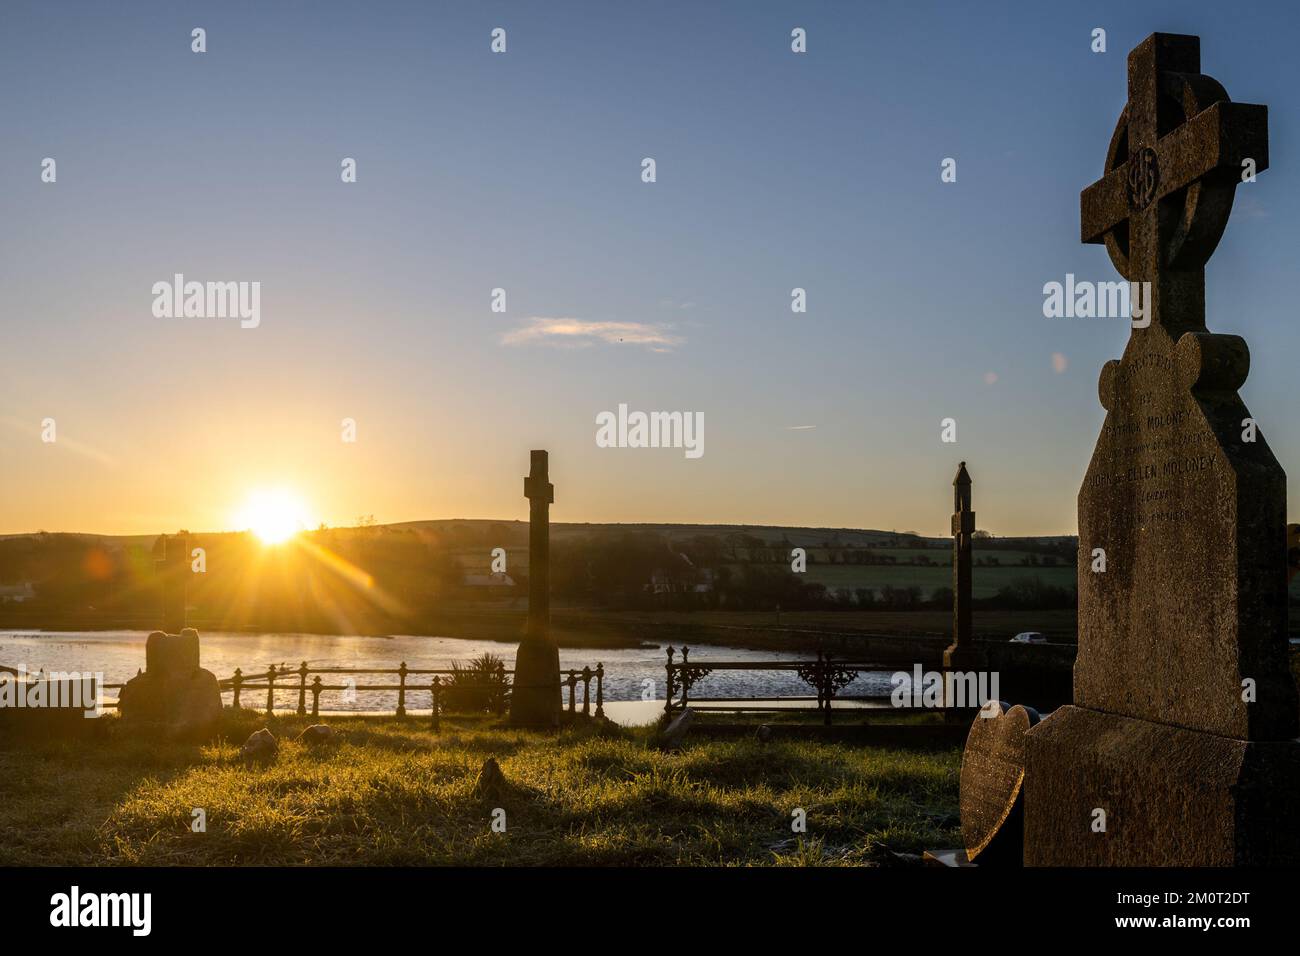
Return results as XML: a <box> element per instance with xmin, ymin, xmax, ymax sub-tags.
<box><xmin>235</xmin><ymin>488</ymin><xmax>312</xmax><ymax>545</ymax></box>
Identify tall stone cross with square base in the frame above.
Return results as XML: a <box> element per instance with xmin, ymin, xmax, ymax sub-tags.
<box><xmin>510</xmin><ymin>450</ymin><xmax>561</xmax><ymax>727</ymax></box>
<box><xmin>1024</xmin><ymin>34</ymin><xmax>1300</xmax><ymax>867</ymax></box>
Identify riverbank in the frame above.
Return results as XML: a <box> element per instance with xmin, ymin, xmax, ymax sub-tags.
<box><xmin>0</xmin><ymin>606</ymin><xmax>1078</xmax><ymax>652</ymax></box>
<box><xmin>0</xmin><ymin>711</ymin><xmax>960</xmax><ymax>866</ymax></box>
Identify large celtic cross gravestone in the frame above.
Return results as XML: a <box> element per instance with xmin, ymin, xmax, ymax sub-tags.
<box><xmin>1024</xmin><ymin>33</ymin><xmax>1300</xmax><ymax>866</ymax></box>
<box><xmin>1075</xmin><ymin>32</ymin><xmax>1294</xmax><ymax>739</ymax></box>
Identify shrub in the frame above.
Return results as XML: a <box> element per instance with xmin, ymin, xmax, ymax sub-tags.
<box><xmin>440</xmin><ymin>653</ymin><xmax>511</xmax><ymax>714</ymax></box>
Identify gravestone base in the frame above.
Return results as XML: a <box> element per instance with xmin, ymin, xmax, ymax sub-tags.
<box><xmin>1024</xmin><ymin>705</ymin><xmax>1300</xmax><ymax>866</ymax></box>
<box><xmin>509</xmin><ymin>639</ymin><xmax>560</xmax><ymax>728</ymax></box>
<box><xmin>941</xmin><ymin>644</ymin><xmax>988</xmax><ymax>720</ymax></box>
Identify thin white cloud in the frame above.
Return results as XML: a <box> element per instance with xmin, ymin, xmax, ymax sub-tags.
<box><xmin>786</xmin><ymin>425</ymin><xmax>817</xmax><ymax>430</ymax></box>
<box><xmin>500</xmin><ymin>317</ymin><xmax>682</xmax><ymax>352</ymax></box>
<box><xmin>1</xmin><ymin>416</ymin><xmax>116</xmax><ymax>467</ymax></box>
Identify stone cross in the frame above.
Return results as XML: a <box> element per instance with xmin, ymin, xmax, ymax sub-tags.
<box><xmin>1080</xmin><ymin>33</ymin><xmax>1267</xmax><ymax>335</ymax></box>
<box><xmin>509</xmin><ymin>450</ymin><xmax>560</xmax><ymax>727</ymax></box>
<box><xmin>1071</xmin><ymin>33</ymin><xmax>1295</xmax><ymax>741</ymax></box>
<box><xmin>523</xmin><ymin>450</ymin><xmax>553</xmax><ymax>638</ymax></box>
<box><xmin>156</xmin><ymin>533</ymin><xmax>188</xmax><ymax>634</ymax></box>
<box><xmin>1024</xmin><ymin>34</ymin><xmax>1300</xmax><ymax>866</ymax></box>
<box><xmin>943</xmin><ymin>463</ymin><xmax>978</xmax><ymax>674</ymax></box>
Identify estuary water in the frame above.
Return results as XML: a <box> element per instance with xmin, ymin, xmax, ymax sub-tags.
<box><xmin>0</xmin><ymin>629</ymin><xmax>902</xmax><ymax>726</ymax></box>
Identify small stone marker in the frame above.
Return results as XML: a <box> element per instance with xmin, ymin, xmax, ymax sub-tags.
<box><xmin>959</xmin><ymin>702</ymin><xmax>1039</xmax><ymax>866</ymax></box>
<box><xmin>473</xmin><ymin>756</ymin><xmax>508</xmax><ymax>802</ymax></box>
<box><xmin>659</xmin><ymin>707</ymin><xmax>695</xmax><ymax>748</ymax></box>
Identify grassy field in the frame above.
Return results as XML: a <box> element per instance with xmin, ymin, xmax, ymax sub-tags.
<box><xmin>794</xmin><ymin>562</ymin><xmax>1077</xmax><ymax>599</ymax></box>
<box><xmin>0</xmin><ymin>712</ymin><xmax>960</xmax><ymax>866</ymax></box>
<box><xmin>563</xmin><ymin>608</ymin><xmax>1080</xmax><ymax>644</ymax></box>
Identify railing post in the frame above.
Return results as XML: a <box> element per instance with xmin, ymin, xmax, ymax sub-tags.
<box><xmin>595</xmin><ymin>663</ymin><xmax>604</xmax><ymax>719</ymax></box>
<box><xmin>311</xmin><ymin>676</ymin><xmax>322</xmax><ymax>718</ymax></box>
<box><xmin>297</xmin><ymin>661</ymin><xmax>308</xmax><ymax>716</ymax></box>
<box><xmin>581</xmin><ymin>665</ymin><xmax>592</xmax><ymax>716</ymax></box>
<box><xmin>567</xmin><ymin>670</ymin><xmax>577</xmax><ymax>713</ymax></box>
<box><xmin>266</xmin><ymin>664</ymin><xmax>277</xmax><ymax>716</ymax></box>
<box><xmin>397</xmin><ymin>661</ymin><xmax>408</xmax><ymax>718</ymax></box>
<box><xmin>814</xmin><ymin>650</ymin><xmax>825</xmax><ymax>712</ymax></box>
<box><xmin>819</xmin><ymin>651</ymin><xmax>832</xmax><ymax>727</ymax></box>
<box><xmin>824</xmin><ymin>667</ymin><xmax>833</xmax><ymax>727</ymax></box>
<box><xmin>231</xmin><ymin>667</ymin><xmax>242</xmax><ymax>709</ymax></box>
<box><xmin>680</xmin><ymin>646</ymin><xmax>691</xmax><ymax>708</ymax></box>
<box><xmin>665</xmin><ymin>646</ymin><xmax>676</xmax><ymax>714</ymax></box>
<box><xmin>431</xmin><ymin>676</ymin><xmax>441</xmax><ymax>732</ymax></box>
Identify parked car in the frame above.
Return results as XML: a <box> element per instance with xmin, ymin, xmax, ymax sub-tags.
<box><xmin>1010</xmin><ymin>631</ymin><xmax>1048</xmax><ymax>644</ymax></box>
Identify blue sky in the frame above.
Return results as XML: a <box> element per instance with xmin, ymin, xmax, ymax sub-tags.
<box><xmin>2</xmin><ymin>0</ymin><xmax>1299</xmax><ymax>536</ymax></box>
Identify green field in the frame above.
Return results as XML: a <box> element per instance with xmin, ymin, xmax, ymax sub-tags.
<box><xmin>745</xmin><ymin>562</ymin><xmax>1077</xmax><ymax>600</ymax></box>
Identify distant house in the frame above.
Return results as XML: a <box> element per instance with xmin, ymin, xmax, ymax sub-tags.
<box><xmin>0</xmin><ymin>583</ymin><xmax>35</xmax><ymax>603</ymax></box>
<box><xmin>462</xmin><ymin>572</ymin><xmax>516</xmax><ymax>588</ymax></box>
<box><xmin>649</xmin><ymin>566</ymin><xmax>714</xmax><ymax>595</ymax></box>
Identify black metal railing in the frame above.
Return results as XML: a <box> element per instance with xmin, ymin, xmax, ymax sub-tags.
<box><xmin>664</xmin><ymin>645</ymin><xmax>909</xmax><ymax>725</ymax></box>
<box><xmin>99</xmin><ymin>660</ymin><xmax>604</xmax><ymax>725</ymax></box>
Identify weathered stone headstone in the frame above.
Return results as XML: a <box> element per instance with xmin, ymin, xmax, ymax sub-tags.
<box><xmin>509</xmin><ymin>450</ymin><xmax>561</xmax><ymax>727</ymax></box>
<box><xmin>118</xmin><ymin>627</ymin><xmax>222</xmax><ymax>740</ymax></box>
<box><xmin>959</xmin><ymin>701</ymin><xmax>1039</xmax><ymax>865</ymax></box>
<box><xmin>1024</xmin><ymin>33</ymin><xmax>1300</xmax><ymax>866</ymax></box>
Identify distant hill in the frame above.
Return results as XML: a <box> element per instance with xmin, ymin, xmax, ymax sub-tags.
<box><xmin>0</xmin><ymin>520</ymin><xmax>1077</xmax><ymax>553</ymax></box>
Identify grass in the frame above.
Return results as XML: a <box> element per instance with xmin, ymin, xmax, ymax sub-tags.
<box><xmin>0</xmin><ymin>711</ymin><xmax>959</xmax><ymax>866</ymax></box>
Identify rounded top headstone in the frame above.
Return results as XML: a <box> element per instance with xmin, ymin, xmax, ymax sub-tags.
<box><xmin>959</xmin><ymin>701</ymin><xmax>1041</xmax><ymax>862</ymax></box>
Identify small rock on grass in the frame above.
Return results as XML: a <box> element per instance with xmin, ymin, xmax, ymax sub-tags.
<box><xmin>294</xmin><ymin>724</ymin><xmax>335</xmax><ymax>746</ymax></box>
<box><xmin>240</xmin><ymin>727</ymin><xmax>278</xmax><ymax>766</ymax></box>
